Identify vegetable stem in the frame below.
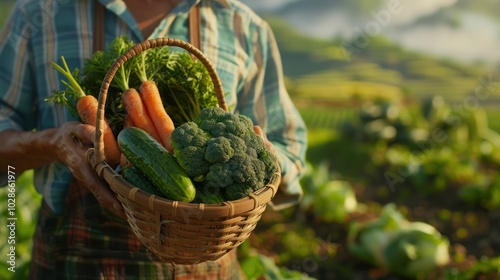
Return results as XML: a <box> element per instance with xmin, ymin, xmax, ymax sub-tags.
<box><xmin>135</xmin><ymin>52</ymin><xmax>148</xmax><ymax>83</ymax></box>
<box><xmin>117</xmin><ymin>66</ymin><xmax>130</xmax><ymax>91</ymax></box>
<box><xmin>50</xmin><ymin>56</ymin><xmax>86</xmax><ymax>99</ymax></box>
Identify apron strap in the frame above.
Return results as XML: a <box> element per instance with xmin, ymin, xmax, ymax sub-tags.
<box><xmin>93</xmin><ymin>1</ymin><xmax>105</xmax><ymax>53</ymax></box>
<box><xmin>188</xmin><ymin>4</ymin><xmax>201</xmax><ymax>56</ymax></box>
<box><xmin>94</xmin><ymin>2</ymin><xmax>200</xmax><ymax>53</ymax></box>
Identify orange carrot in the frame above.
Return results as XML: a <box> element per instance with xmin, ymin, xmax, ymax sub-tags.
<box><xmin>139</xmin><ymin>81</ymin><xmax>175</xmax><ymax>152</ymax></box>
<box><xmin>121</xmin><ymin>88</ymin><xmax>162</xmax><ymax>144</ymax></box>
<box><xmin>76</xmin><ymin>95</ymin><xmax>121</xmax><ymax>166</ymax></box>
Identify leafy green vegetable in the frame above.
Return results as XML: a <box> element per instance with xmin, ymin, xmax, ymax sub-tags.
<box><xmin>83</xmin><ymin>35</ymin><xmax>136</xmax><ymax>93</ymax></box>
<box><xmin>384</xmin><ymin>222</ymin><xmax>450</xmax><ymax>277</ymax></box>
<box><xmin>239</xmin><ymin>240</ymin><xmax>317</xmax><ymax>280</ymax></box>
<box><xmin>154</xmin><ymin>50</ymin><xmax>218</xmax><ymax>126</ymax></box>
<box><xmin>298</xmin><ymin>161</ymin><xmax>357</xmax><ymax>223</ymax></box>
<box><xmin>444</xmin><ymin>256</ymin><xmax>500</xmax><ymax>280</ymax></box>
<box><xmin>348</xmin><ymin>204</ymin><xmax>450</xmax><ymax>278</ymax></box>
<box><xmin>0</xmin><ymin>170</ymin><xmax>42</xmax><ymax>280</ymax></box>
<box><xmin>312</xmin><ymin>180</ymin><xmax>357</xmax><ymax>223</ymax></box>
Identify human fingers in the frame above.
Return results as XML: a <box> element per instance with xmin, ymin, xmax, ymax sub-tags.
<box><xmin>52</xmin><ymin>122</ymin><xmax>89</xmax><ymax>169</ymax></box>
<box><xmin>253</xmin><ymin>126</ymin><xmax>277</xmax><ymax>155</ymax></box>
<box><xmin>77</xmin><ymin>168</ymin><xmax>126</xmax><ymax>219</ymax></box>
<box><xmin>57</xmin><ymin>122</ymin><xmax>126</xmax><ymax>219</ymax></box>
<box><xmin>70</xmin><ymin>123</ymin><xmax>96</xmax><ymax>148</ymax></box>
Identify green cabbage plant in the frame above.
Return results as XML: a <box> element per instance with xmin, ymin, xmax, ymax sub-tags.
<box><xmin>347</xmin><ymin>204</ymin><xmax>450</xmax><ymax>278</ymax></box>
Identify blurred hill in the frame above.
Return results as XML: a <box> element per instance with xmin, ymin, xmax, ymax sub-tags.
<box><xmin>264</xmin><ymin>15</ymin><xmax>500</xmax><ymax>134</ymax></box>
<box><xmin>241</xmin><ymin>0</ymin><xmax>500</xmax><ymax>67</ymax></box>
<box><xmin>267</xmin><ymin>15</ymin><xmax>499</xmax><ymax>102</ymax></box>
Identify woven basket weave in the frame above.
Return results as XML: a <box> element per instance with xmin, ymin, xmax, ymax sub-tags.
<box><xmin>86</xmin><ymin>38</ymin><xmax>281</xmax><ymax>264</ymax></box>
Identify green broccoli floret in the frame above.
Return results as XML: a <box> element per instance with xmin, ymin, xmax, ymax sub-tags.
<box><xmin>174</xmin><ymin>146</ymin><xmax>208</xmax><ymax>180</ymax></box>
<box><xmin>258</xmin><ymin>148</ymin><xmax>279</xmax><ymax>178</ymax></box>
<box><xmin>171</xmin><ymin>107</ymin><xmax>280</xmax><ymax>201</ymax></box>
<box><xmin>170</xmin><ymin>122</ymin><xmax>210</xmax><ymax>179</ymax></box>
<box><xmin>225</xmin><ymin>184</ymin><xmax>254</xmax><ymax>201</ymax></box>
<box><xmin>204</xmin><ymin>137</ymin><xmax>234</xmax><ymax>163</ymax></box>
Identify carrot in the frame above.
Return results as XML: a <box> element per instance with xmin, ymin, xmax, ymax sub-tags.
<box><xmin>76</xmin><ymin>95</ymin><xmax>121</xmax><ymax>166</ymax></box>
<box><xmin>76</xmin><ymin>95</ymin><xmax>100</xmax><ymax>125</ymax></box>
<box><xmin>49</xmin><ymin>56</ymin><xmax>121</xmax><ymax>167</ymax></box>
<box><xmin>121</xmin><ymin>88</ymin><xmax>162</xmax><ymax>144</ymax></box>
<box><xmin>139</xmin><ymin>80</ymin><xmax>175</xmax><ymax>152</ymax></box>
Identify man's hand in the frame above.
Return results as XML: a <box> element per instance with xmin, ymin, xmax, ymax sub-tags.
<box><xmin>51</xmin><ymin>122</ymin><xmax>126</xmax><ymax>219</ymax></box>
<box><xmin>253</xmin><ymin>125</ymin><xmax>277</xmax><ymax>156</ymax></box>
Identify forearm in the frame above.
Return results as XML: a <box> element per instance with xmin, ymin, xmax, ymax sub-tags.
<box><xmin>0</xmin><ymin>129</ymin><xmax>58</xmax><ymax>173</ymax></box>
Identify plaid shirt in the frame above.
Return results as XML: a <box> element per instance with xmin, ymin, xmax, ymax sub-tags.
<box><xmin>0</xmin><ymin>0</ymin><xmax>307</xmax><ymax>214</ymax></box>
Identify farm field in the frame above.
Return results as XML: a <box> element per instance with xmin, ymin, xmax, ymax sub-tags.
<box><xmin>259</xmin><ymin>98</ymin><xmax>500</xmax><ymax>279</ymax></box>
<box><xmin>249</xmin><ymin>16</ymin><xmax>500</xmax><ymax>278</ymax></box>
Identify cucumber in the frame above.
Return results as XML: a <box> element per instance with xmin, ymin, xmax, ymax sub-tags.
<box><xmin>122</xmin><ymin>167</ymin><xmax>162</xmax><ymax>196</ymax></box>
<box><xmin>194</xmin><ymin>186</ymin><xmax>226</xmax><ymax>204</ymax></box>
<box><xmin>117</xmin><ymin>127</ymin><xmax>196</xmax><ymax>202</ymax></box>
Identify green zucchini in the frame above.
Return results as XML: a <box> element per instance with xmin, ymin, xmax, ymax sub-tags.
<box><xmin>122</xmin><ymin>167</ymin><xmax>162</xmax><ymax>196</ymax></box>
<box><xmin>117</xmin><ymin>127</ymin><xmax>196</xmax><ymax>202</ymax></box>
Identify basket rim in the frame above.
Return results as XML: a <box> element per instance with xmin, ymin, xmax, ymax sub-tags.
<box><xmin>87</xmin><ymin>148</ymin><xmax>281</xmax><ymax>219</ymax></box>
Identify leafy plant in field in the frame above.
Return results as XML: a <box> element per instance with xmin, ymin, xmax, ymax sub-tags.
<box><xmin>460</xmin><ymin>175</ymin><xmax>500</xmax><ymax>210</ymax></box>
<box><xmin>0</xmin><ymin>170</ymin><xmax>42</xmax><ymax>280</ymax></box>
<box><xmin>339</xmin><ymin>96</ymin><xmax>500</xmax><ymax>208</ymax></box>
<box><xmin>381</xmin><ymin>145</ymin><xmax>484</xmax><ymax>193</ymax></box>
<box><xmin>300</xmin><ymin>161</ymin><xmax>358</xmax><ymax>223</ymax></box>
<box><xmin>444</xmin><ymin>256</ymin><xmax>500</xmax><ymax>280</ymax></box>
<box><xmin>340</xmin><ymin>96</ymin><xmax>497</xmax><ymax>150</ymax></box>
<box><xmin>238</xmin><ymin>241</ymin><xmax>317</xmax><ymax>280</ymax></box>
<box><xmin>348</xmin><ymin>204</ymin><xmax>450</xmax><ymax>279</ymax></box>
<box><xmin>312</xmin><ymin>180</ymin><xmax>357</xmax><ymax>223</ymax></box>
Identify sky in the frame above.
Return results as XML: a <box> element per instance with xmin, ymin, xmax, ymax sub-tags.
<box><xmin>240</xmin><ymin>0</ymin><xmax>295</xmax><ymax>12</ymax></box>
<box><xmin>240</xmin><ymin>0</ymin><xmax>500</xmax><ymax>65</ymax></box>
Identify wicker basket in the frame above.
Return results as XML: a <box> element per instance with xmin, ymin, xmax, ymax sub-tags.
<box><xmin>86</xmin><ymin>38</ymin><xmax>281</xmax><ymax>264</ymax></box>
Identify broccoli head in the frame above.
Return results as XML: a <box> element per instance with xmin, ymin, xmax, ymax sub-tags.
<box><xmin>205</xmin><ymin>136</ymin><xmax>234</xmax><ymax>163</ymax></box>
<box><xmin>171</xmin><ymin>107</ymin><xmax>280</xmax><ymax>201</ymax></box>
<box><xmin>170</xmin><ymin>122</ymin><xmax>210</xmax><ymax>179</ymax></box>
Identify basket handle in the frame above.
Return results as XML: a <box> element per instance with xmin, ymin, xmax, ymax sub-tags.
<box><xmin>93</xmin><ymin>38</ymin><xmax>227</xmax><ymax>164</ymax></box>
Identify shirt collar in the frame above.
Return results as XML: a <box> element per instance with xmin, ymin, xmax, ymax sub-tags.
<box><xmin>99</xmin><ymin>0</ymin><xmax>231</xmax><ymax>11</ymax></box>
<box><xmin>97</xmin><ymin>0</ymin><xmax>231</xmax><ymax>41</ymax></box>
<box><xmin>189</xmin><ymin>0</ymin><xmax>230</xmax><ymax>9</ymax></box>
